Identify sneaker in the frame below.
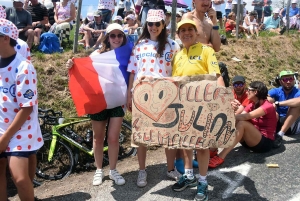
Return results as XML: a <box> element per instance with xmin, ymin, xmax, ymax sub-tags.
<box><xmin>280</xmin><ymin>26</ymin><xmax>286</xmax><ymax>35</ymax></box>
<box><xmin>93</xmin><ymin>169</ymin><xmax>104</xmax><ymax>186</ymax></box>
<box><xmin>194</xmin><ymin>181</ymin><xmax>208</xmax><ymax>201</ymax></box>
<box><xmin>137</xmin><ymin>170</ymin><xmax>147</xmax><ymax>187</ymax></box>
<box><xmin>167</xmin><ymin>169</ymin><xmax>182</xmax><ymax>181</ymax></box>
<box><xmin>172</xmin><ymin>174</ymin><xmax>198</xmax><ymax>192</ymax></box>
<box><xmin>273</xmin><ymin>134</ymin><xmax>283</xmax><ymax>148</ymax></box>
<box><xmin>109</xmin><ymin>169</ymin><xmax>125</xmax><ymax>185</ymax></box>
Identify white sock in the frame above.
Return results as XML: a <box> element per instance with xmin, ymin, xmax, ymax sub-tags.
<box><xmin>139</xmin><ymin>169</ymin><xmax>146</xmax><ymax>172</ymax></box>
<box><xmin>278</xmin><ymin>131</ymin><xmax>285</xmax><ymax>137</ymax></box>
<box><xmin>198</xmin><ymin>175</ymin><xmax>207</xmax><ymax>183</ymax></box>
<box><xmin>109</xmin><ymin>169</ymin><xmax>116</xmax><ymax>174</ymax></box>
<box><xmin>184</xmin><ymin>169</ymin><xmax>194</xmax><ymax>179</ymax></box>
<box><xmin>96</xmin><ymin>169</ymin><xmax>102</xmax><ymax>172</ymax></box>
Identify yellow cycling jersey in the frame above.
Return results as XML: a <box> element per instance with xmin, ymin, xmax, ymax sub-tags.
<box><xmin>172</xmin><ymin>43</ymin><xmax>221</xmax><ymax>77</ymax></box>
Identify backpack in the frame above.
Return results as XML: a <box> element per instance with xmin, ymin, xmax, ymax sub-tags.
<box><xmin>38</xmin><ymin>33</ymin><xmax>60</xmax><ymax>54</ymax></box>
<box><xmin>219</xmin><ymin>62</ymin><xmax>230</xmax><ymax>87</ymax></box>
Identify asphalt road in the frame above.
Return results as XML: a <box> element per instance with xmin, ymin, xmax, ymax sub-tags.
<box><xmin>8</xmin><ymin>134</ymin><xmax>300</xmax><ymax>201</ymax></box>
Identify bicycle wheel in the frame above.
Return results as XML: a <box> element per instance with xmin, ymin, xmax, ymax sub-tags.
<box><xmin>118</xmin><ymin>120</ymin><xmax>136</xmax><ymax>159</ymax></box>
<box><xmin>36</xmin><ymin>136</ymin><xmax>74</xmax><ymax>180</ymax></box>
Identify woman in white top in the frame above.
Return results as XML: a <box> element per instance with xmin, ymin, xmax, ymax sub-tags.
<box><xmin>243</xmin><ymin>11</ymin><xmax>259</xmax><ymax>38</ymax></box>
<box><xmin>127</xmin><ymin>9</ymin><xmax>181</xmax><ymax>188</ymax></box>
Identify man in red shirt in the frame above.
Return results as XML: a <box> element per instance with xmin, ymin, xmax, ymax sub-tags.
<box><xmin>231</xmin><ymin>75</ymin><xmax>251</xmax><ymax>114</ymax></box>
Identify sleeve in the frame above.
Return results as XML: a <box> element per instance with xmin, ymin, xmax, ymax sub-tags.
<box><xmin>264</xmin><ymin>16</ymin><xmax>270</xmax><ymax>25</ymax></box>
<box><xmin>170</xmin><ymin>40</ymin><xmax>180</xmax><ymax>61</ymax></box>
<box><xmin>206</xmin><ymin>47</ymin><xmax>221</xmax><ymax>75</ymax></box>
<box><xmin>268</xmin><ymin>88</ymin><xmax>277</xmax><ymax>100</ymax></box>
<box><xmin>127</xmin><ymin>46</ymin><xmax>137</xmax><ymax>73</ymax></box>
<box><xmin>27</xmin><ymin>11</ymin><xmax>32</xmax><ymax>25</ymax></box>
<box><xmin>15</xmin><ymin>62</ymin><xmax>38</xmax><ymax>108</ymax></box>
<box><xmin>295</xmin><ymin>91</ymin><xmax>300</xmax><ymax>98</ymax></box>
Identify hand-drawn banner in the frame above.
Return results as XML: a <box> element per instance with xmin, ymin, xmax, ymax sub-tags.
<box><xmin>131</xmin><ymin>75</ymin><xmax>236</xmax><ymax>149</ymax></box>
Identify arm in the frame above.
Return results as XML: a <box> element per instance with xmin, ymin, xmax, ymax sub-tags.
<box><xmin>126</xmin><ymin>73</ymin><xmax>135</xmax><ymax>112</ymax></box>
<box><xmin>84</xmin><ymin>23</ymin><xmax>95</xmax><ymax>32</ymax></box>
<box><xmin>278</xmin><ymin>97</ymin><xmax>300</xmax><ymax>107</ymax></box>
<box><xmin>235</xmin><ymin>106</ymin><xmax>266</xmax><ymax>121</ymax></box>
<box><xmin>63</xmin><ymin>3</ymin><xmax>76</xmax><ymax>23</ymax></box>
<box><xmin>0</xmin><ymin>107</ymin><xmax>33</xmax><ymax>152</ymax></box>
<box><xmin>207</xmin><ymin>9</ymin><xmax>221</xmax><ymax>52</ymax></box>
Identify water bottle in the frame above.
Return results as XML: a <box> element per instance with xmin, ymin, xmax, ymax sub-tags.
<box><xmin>66</xmin><ymin>128</ymin><xmax>83</xmax><ymax>144</ymax></box>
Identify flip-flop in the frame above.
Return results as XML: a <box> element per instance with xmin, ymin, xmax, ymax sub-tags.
<box><xmin>208</xmin><ymin>155</ymin><xmax>224</xmax><ymax>168</ymax></box>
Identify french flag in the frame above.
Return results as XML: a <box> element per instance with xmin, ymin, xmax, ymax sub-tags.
<box><xmin>69</xmin><ymin>42</ymin><xmax>133</xmax><ymax>116</ymax></box>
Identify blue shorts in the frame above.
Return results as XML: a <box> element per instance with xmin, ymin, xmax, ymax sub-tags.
<box><xmin>0</xmin><ymin>151</ymin><xmax>36</xmax><ymax>159</ymax></box>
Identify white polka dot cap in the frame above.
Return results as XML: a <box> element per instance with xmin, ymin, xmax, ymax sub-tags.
<box><xmin>0</xmin><ymin>5</ymin><xmax>6</xmax><ymax>19</ymax></box>
<box><xmin>146</xmin><ymin>9</ymin><xmax>166</xmax><ymax>22</ymax></box>
<box><xmin>0</xmin><ymin>19</ymin><xmax>19</xmax><ymax>41</ymax></box>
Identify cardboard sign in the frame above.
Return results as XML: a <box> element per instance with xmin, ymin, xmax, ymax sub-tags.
<box><xmin>131</xmin><ymin>75</ymin><xmax>236</xmax><ymax>149</ymax></box>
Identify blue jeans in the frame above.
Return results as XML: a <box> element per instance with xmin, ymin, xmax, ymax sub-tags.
<box><xmin>99</xmin><ymin>9</ymin><xmax>112</xmax><ymax>23</ymax></box>
<box><xmin>141</xmin><ymin>6</ymin><xmax>150</xmax><ymax>27</ymax></box>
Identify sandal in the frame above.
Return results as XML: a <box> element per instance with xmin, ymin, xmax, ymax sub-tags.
<box><xmin>208</xmin><ymin>155</ymin><xmax>224</xmax><ymax>168</ymax></box>
<box><xmin>209</xmin><ymin>149</ymin><xmax>218</xmax><ymax>158</ymax></box>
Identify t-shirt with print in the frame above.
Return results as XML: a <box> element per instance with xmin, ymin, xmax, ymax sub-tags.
<box><xmin>244</xmin><ymin>100</ymin><xmax>277</xmax><ymax>140</ymax></box>
<box><xmin>172</xmin><ymin>43</ymin><xmax>220</xmax><ymax>77</ymax></box>
<box><xmin>98</xmin><ymin>0</ymin><xmax>115</xmax><ymax>10</ymax></box>
<box><xmin>127</xmin><ymin>38</ymin><xmax>180</xmax><ymax>81</ymax></box>
<box><xmin>0</xmin><ymin>53</ymin><xmax>43</xmax><ymax>152</ymax></box>
<box><xmin>15</xmin><ymin>39</ymin><xmax>31</xmax><ymax>61</ymax></box>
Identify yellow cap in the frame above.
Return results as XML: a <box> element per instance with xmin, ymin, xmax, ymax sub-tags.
<box><xmin>176</xmin><ymin>19</ymin><xmax>197</xmax><ymax>31</ymax></box>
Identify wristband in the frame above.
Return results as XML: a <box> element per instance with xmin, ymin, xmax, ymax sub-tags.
<box><xmin>212</xmin><ymin>25</ymin><xmax>219</xmax><ymax>30</ymax></box>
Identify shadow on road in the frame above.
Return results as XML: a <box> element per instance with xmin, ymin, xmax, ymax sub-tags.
<box><xmin>41</xmin><ymin>192</ymin><xmax>91</xmax><ymax>201</ymax></box>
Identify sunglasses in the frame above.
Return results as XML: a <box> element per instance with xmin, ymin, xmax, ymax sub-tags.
<box><xmin>247</xmin><ymin>87</ymin><xmax>256</xmax><ymax>92</ymax></box>
<box><xmin>109</xmin><ymin>33</ymin><xmax>124</xmax><ymax>39</ymax></box>
<box><xmin>281</xmin><ymin>77</ymin><xmax>294</xmax><ymax>83</ymax></box>
<box><xmin>147</xmin><ymin>22</ymin><xmax>161</xmax><ymax>27</ymax></box>
<box><xmin>233</xmin><ymin>83</ymin><xmax>244</xmax><ymax>88</ymax></box>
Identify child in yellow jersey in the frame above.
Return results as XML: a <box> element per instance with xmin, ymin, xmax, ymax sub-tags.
<box><xmin>171</xmin><ymin>19</ymin><xmax>225</xmax><ymax>201</ymax></box>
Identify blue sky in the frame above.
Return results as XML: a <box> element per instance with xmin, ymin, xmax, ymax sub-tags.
<box><xmin>1</xmin><ymin>0</ymin><xmax>283</xmax><ymax>19</ymax></box>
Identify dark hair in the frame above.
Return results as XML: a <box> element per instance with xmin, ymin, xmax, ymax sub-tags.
<box><xmin>249</xmin><ymin>81</ymin><xmax>268</xmax><ymax>100</ymax></box>
<box><xmin>135</xmin><ymin>20</ymin><xmax>168</xmax><ymax>58</ymax></box>
<box><xmin>9</xmin><ymin>38</ymin><xmax>17</xmax><ymax>47</ymax></box>
<box><xmin>99</xmin><ymin>31</ymin><xmax>127</xmax><ymax>53</ymax></box>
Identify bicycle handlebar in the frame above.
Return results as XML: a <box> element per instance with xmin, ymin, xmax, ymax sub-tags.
<box><xmin>38</xmin><ymin>108</ymin><xmax>63</xmax><ymax>118</ymax></box>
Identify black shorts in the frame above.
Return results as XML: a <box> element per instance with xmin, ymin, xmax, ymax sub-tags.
<box><xmin>216</xmin><ymin>11</ymin><xmax>223</xmax><ymax>19</ymax></box>
<box><xmin>277</xmin><ymin>116</ymin><xmax>300</xmax><ymax>136</ymax></box>
<box><xmin>88</xmin><ymin>106</ymin><xmax>125</xmax><ymax>121</ymax></box>
<box><xmin>0</xmin><ymin>151</ymin><xmax>36</xmax><ymax>159</ymax></box>
<box><xmin>255</xmin><ymin>9</ymin><xmax>263</xmax><ymax>19</ymax></box>
<box><xmin>240</xmin><ymin>135</ymin><xmax>273</xmax><ymax>153</ymax></box>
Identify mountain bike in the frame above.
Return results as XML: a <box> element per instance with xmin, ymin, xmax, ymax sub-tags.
<box><xmin>35</xmin><ymin>108</ymin><xmax>136</xmax><ymax>181</ymax></box>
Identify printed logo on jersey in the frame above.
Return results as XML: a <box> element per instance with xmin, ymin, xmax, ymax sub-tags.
<box><xmin>0</xmin><ymin>84</ymin><xmax>16</xmax><ymax>97</ymax></box>
<box><xmin>211</xmin><ymin>61</ymin><xmax>218</xmax><ymax>66</ymax></box>
<box><xmin>165</xmin><ymin>52</ymin><xmax>173</xmax><ymax>62</ymax></box>
<box><xmin>23</xmin><ymin>89</ymin><xmax>34</xmax><ymax>99</ymax></box>
<box><xmin>136</xmin><ymin>52</ymin><xmax>160</xmax><ymax>60</ymax></box>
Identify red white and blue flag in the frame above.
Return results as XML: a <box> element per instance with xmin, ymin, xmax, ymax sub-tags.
<box><xmin>69</xmin><ymin>43</ymin><xmax>133</xmax><ymax>116</ymax></box>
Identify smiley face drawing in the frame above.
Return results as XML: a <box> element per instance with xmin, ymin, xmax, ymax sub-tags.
<box><xmin>133</xmin><ymin>79</ymin><xmax>178</xmax><ymax>122</ymax></box>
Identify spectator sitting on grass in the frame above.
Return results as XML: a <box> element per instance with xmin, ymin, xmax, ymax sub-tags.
<box><xmin>113</xmin><ymin>15</ymin><xmax>123</xmax><ymax>26</ymax></box>
<box><xmin>259</xmin><ymin>8</ymin><xmax>280</xmax><ymax>34</ymax></box>
<box><xmin>243</xmin><ymin>10</ymin><xmax>259</xmax><ymax>38</ymax></box>
<box><xmin>123</xmin><ymin>14</ymin><xmax>138</xmax><ymax>34</ymax></box>
<box><xmin>279</xmin><ymin>0</ymin><xmax>299</xmax><ymax>34</ymax></box>
<box><xmin>225</xmin><ymin>12</ymin><xmax>247</xmax><ymax>36</ymax></box>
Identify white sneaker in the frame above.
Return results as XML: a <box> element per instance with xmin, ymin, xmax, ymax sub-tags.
<box><xmin>137</xmin><ymin>170</ymin><xmax>147</xmax><ymax>187</ymax></box>
<box><xmin>167</xmin><ymin>169</ymin><xmax>182</xmax><ymax>181</ymax></box>
<box><xmin>93</xmin><ymin>169</ymin><xmax>104</xmax><ymax>186</ymax></box>
<box><xmin>109</xmin><ymin>169</ymin><xmax>125</xmax><ymax>185</ymax></box>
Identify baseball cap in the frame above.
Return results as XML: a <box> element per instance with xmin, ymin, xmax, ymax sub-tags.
<box><xmin>106</xmin><ymin>23</ymin><xmax>124</xmax><ymax>34</ymax></box>
<box><xmin>176</xmin><ymin>19</ymin><xmax>197</xmax><ymax>31</ymax></box>
<box><xmin>13</xmin><ymin>0</ymin><xmax>25</xmax><ymax>3</ymax></box>
<box><xmin>86</xmin><ymin>13</ymin><xmax>94</xmax><ymax>21</ymax></box>
<box><xmin>279</xmin><ymin>70</ymin><xmax>294</xmax><ymax>78</ymax></box>
<box><xmin>93</xmin><ymin>10</ymin><xmax>102</xmax><ymax>17</ymax></box>
<box><xmin>176</xmin><ymin>12</ymin><xmax>182</xmax><ymax>17</ymax></box>
<box><xmin>166</xmin><ymin>11</ymin><xmax>171</xmax><ymax>16</ymax></box>
<box><xmin>126</xmin><ymin>14</ymin><xmax>136</xmax><ymax>21</ymax></box>
<box><xmin>273</xmin><ymin>8</ymin><xmax>280</xmax><ymax>13</ymax></box>
<box><xmin>232</xmin><ymin>75</ymin><xmax>245</xmax><ymax>83</ymax></box>
<box><xmin>0</xmin><ymin>5</ymin><xmax>6</xmax><ymax>19</ymax></box>
<box><xmin>113</xmin><ymin>15</ymin><xmax>123</xmax><ymax>21</ymax></box>
<box><xmin>0</xmin><ymin>19</ymin><xmax>19</xmax><ymax>41</ymax></box>
<box><xmin>146</xmin><ymin>9</ymin><xmax>165</xmax><ymax>22</ymax></box>
<box><xmin>292</xmin><ymin>0</ymin><xmax>298</xmax><ymax>3</ymax></box>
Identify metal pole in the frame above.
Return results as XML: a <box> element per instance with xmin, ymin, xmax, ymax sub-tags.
<box><xmin>171</xmin><ymin>0</ymin><xmax>178</xmax><ymax>40</ymax></box>
<box><xmin>73</xmin><ymin>0</ymin><xmax>83</xmax><ymax>53</ymax></box>
<box><xmin>235</xmin><ymin>0</ymin><xmax>241</xmax><ymax>38</ymax></box>
<box><xmin>286</xmin><ymin>0</ymin><xmax>291</xmax><ymax>33</ymax></box>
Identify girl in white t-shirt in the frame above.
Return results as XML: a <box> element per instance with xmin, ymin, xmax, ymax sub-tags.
<box><xmin>243</xmin><ymin>11</ymin><xmax>259</xmax><ymax>38</ymax></box>
<box><xmin>126</xmin><ymin>9</ymin><xmax>181</xmax><ymax>187</ymax></box>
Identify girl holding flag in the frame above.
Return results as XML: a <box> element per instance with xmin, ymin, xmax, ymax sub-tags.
<box><xmin>66</xmin><ymin>23</ymin><xmax>131</xmax><ymax>186</ymax></box>
<box><xmin>126</xmin><ymin>9</ymin><xmax>181</xmax><ymax>187</ymax></box>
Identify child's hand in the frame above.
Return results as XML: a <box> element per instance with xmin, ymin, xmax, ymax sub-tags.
<box><xmin>66</xmin><ymin>58</ymin><xmax>74</xmax><ymax>69</ymax></box>
<box><xmin>127</xmin><ymin>92</ymin><xmax>133</xmax><ymax>112</ymax></box>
